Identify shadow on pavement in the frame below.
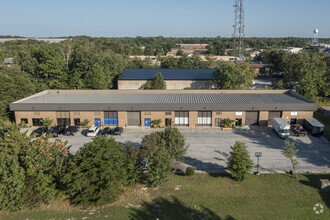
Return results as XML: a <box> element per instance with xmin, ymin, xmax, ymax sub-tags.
<box><xmin>183</xmin><ymin>156</ymin><xmax>227</xmax><ymax>174</ymax></box>
<box><xmin>232</xmin><ymin>128</ymin><xmax>330</xmax><ymax>168</ymax></box>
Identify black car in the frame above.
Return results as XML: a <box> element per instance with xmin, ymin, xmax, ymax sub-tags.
<box><xmin>110</xmin><ymin>127</ymin><xmax>123</xmax><ymax>135</ymax></box>
<box><xmin>31</xmin><ymin>127</ymin><xmax>48</xmax><ymax>137</ymax></box>
<box><xmin>101</xmin><ymin>127</ymin><xmax>111</xmax><ymax>136</ymax></box>
<box><xmin>47</xmin><ymin>125</ymin><xmax>66</xmax><ymax>137</ymax></box>
<box><xmin>65</xmin><ymin>126</ymin><xmax>80</xmax><ymax>136</ymax></box>
<box><xmin>290</xmin><ymin>124</ymin><xmax>307</xmax><ymax>137</ymax></box>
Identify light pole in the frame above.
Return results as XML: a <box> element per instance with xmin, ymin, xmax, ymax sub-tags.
<box><xmin>255</xmin><ymin>152</ymin><xmax>262</xmax><ymax>175</ymax></box>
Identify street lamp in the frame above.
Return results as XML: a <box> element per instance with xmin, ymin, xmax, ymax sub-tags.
<box><xmin>254</xmin><ymin>152</ymin><xmax>262</xmax><ymax>175</ymax></box>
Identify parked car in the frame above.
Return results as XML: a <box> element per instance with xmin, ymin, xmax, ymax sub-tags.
<box><xmin>66</xmin><ymin>126</ymin><xmax>80</xmax><ymax>136</ymax></box>
<box><xmin>110</xmin><ymin>127</ymin><xmax>123</xmax><ymax>135</ymax></box>
<box><xmin>101</xmin><ymin>127</ymin><xmax>111</xmax><ymax>136</ymax></box>
<box><xmin>290</xmin><ymin>124</ymin><xmax>307</xmax><ymax>137</ymax></box>
<box><xmin>47</xmin><ymin>125</ymin><xmax>66</xmax><ymax>137</ymax></box>
<box><xmin>31</xmin><ymin>127</ymin><xmax>48</xmax><ymax>137</ymax></box>
<box><xmin>87</xmin><ymin>125</ymin><xmax>100</xmax><ymax>137</ymax></box>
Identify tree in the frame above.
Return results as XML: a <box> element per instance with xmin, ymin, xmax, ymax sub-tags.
<box><xmin>226</xmin><ymin>141</ymin><xmax>253</xmax><ymax>181</ymax></box>
<box><xmin>281</xmin><ymin>51</ymin><xmax>327</xmax><ymax>99</ymax></box>
<box><xmin>124</xmin><ymin>145</ymin><xmax>143</xmax><ymax>186</ymax></box>
<box><xmin>140</xmin><ymin>132</ymin><xmax>172</xmax><ymax>187</ymax></box>
<box><xmin>63</xmin><ymin>136</ymin><xmax>126</xmax><ymax>206</ymax></box>
<box><xmin>0</xmin><ymin>152</ymin><xmax>25</xmax><ymax>211</ymax></box>
<box><xmin>153</xmin><ymin>73</ymin><xmax>166</xmax><ymax>89</ymax></box>
<box><xmin>144</xmin><ymin>73</ymin><xmax>166</xmax><ymax>90</ymax></box>
<box><xmin>21</xmin><ymin>137</ymin><xmax>69</xmax><ymax>205</ymax></box>
<box><xmin>176</xmin><ymin>49</ymin><xmax>184</xmax><ymax>56</ymax></box>
<box><xmin>84</xmin><ymin>63</ymin><xmax>108</xmax><ymax>89</ymax></box>
<box><xmin>42</xmin><ymin>118</ymin><xmax>53</xmax><ymax>129</ymax></box>
<box><xmin>164</xmin><ymin>126</ymin><xmax>188</xmax><ymax>161</ymax></box>
<box><xmin>271</xmin><ymin>79</ymin><xmax>284</xmax><ymax>89</ymax></box>
<box><xmin>212</xmin><ymin>62</ymin><xmax>255</xmax><ymax>89</ymax></box>
<box><xmin>283</xmin><ymin>140</ymin><xmax>299</xmax><ymax>180</ymax></box>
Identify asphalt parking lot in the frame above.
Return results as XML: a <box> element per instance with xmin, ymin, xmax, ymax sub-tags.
<box><xmin>23</xmin><ymin>127</ymin><xmax>330</xmax><ymax>174</ymax></box>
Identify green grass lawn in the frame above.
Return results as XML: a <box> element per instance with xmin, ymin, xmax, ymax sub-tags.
<box><xmin>2</xmin><ymin>173</ymin><xmax>330</xmax><ymax>219</ymax></box>
<box><xmin>314</xmin><ymin>111</ymin><xmax>330</xmax><ymax>141</ymax></box>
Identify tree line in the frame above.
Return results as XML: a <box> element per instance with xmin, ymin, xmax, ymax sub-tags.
<box><xmin>255</xmin><ymin>49</ymin><xmax>329</xmax><ymax>100</ymax></box>
<box><xmin>0</xmin><ymin>122</ymin><xmax>188</xmax><ymax>210</ymax></box>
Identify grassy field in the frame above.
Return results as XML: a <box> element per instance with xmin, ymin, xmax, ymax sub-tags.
<box><xmin>314</xmin><ymin>110</ymin><xmax>330</xmax><ymax>141</ymax></box>
<box><xmin>1</xmin><ymin>173</ymin><xmax>330</xmax><ymax>219</ymax></box>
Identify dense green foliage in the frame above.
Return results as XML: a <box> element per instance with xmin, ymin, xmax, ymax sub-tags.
<box><xmin>140</xmin><ymin>132</ymin><xmax>172</xmax><ymax>186</ymax></box>
<box><xmin>226</xmin><ymin>141</ymin><xmax>253</xmax><ymax>181</ymax></box>
<box><xmin>185</xmin><ymin>167</ymin><xmax>195</xmax><ymax>176</ymax></box>
<box><xmin>144</xmin><ymin>72</ymin><xmax>166</xmax><ymax>89</ymax></box>
<box><xmin>212</xmin><ymin>62</ymin><xmax>255</xmax><ymax>89</ymax></box>
<box><xmin>164</xmin><ymin>126</ymin><xmax>188</xmax><ymax>161</ymax></box>
<box><xmin>63</xmin><ymin>136</ymin><xmax>126</xmax><ymax>206</ymax></box>
<box><xmin>256</xmin><ymin>49</ymin><xmax>329</xmax><ymax>100</ymax></box>
<box><xmin>0</xmin><ymin>152</ymin><xmax>25</xmax><ymax>211</ymax></box>
<box><xmin>0</xmin><ymin>123</ymin><xmax>70</xmax><ymax>210</ymax></box>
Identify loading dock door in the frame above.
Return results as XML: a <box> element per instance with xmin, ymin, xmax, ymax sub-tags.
<box><xmin>245</xmin><ymin>111</ymin><xmax>259</xmax><ymax>126</ymax></box>
<box><xmin>268</xmin><ymin>111</ymin><xmax>282</xmax><ymax>126</ymax></box>
<box><xmin>127</xmin><ymin>112</ymin><xmax>141</xmax><ymax>126</ymax></box>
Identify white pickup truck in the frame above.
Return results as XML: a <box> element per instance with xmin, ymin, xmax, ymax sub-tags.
<box><xmin>272</xmin><ymin>117</ymin><xmax>290</xmax><ymax>139</ymax></box>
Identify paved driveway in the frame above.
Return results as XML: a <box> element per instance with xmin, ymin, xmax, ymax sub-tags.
<box><xmin>23</xmin><ymin>127</ymin><xmax>330</xmax><ymax>174</ymax></box>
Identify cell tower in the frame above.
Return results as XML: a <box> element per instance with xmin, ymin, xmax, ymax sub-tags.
<box><xmin>313</xmin><ymin>29</ymin><xmax>319</xmax><ymax>45</ymax></box>
<box><xmin>233</xmin><ymin>0</ymin><xmax>245</xmax><ymax>58</ymax></box>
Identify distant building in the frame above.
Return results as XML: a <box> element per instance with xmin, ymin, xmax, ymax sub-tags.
<box><xmin>118</xmin><ymin>68</ymin><xmax>216</xmax><ymax>90</ymax></box>
<box><xmin>167</xmin><ymin>44</ymin><xmax>209</xmax><ymax>56</ymax></box>
<box><xmin>284</xmin><ymin>47</ymin><xmax>303</xmax><ymax>54</ymax></box>
<box><xmin>249</xmin><ymin>62</ymin><xmax>274</xmax><ymax>75</ymax></box>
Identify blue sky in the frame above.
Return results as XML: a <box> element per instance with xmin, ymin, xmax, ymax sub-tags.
<box><xmin>1</xmin><ymin>0</ymin><xmax>329</xmax><ymax>38</ymax></box>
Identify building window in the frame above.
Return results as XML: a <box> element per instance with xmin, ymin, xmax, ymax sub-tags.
<box><xmin>144</xmin><ymin>112</ymin><xmax>151</xmax><ymax>115</ymax></box>
<box><xmin>34</xmin><ymin>112</ymin><xmax>40</xmax><ymax>116</ymax></box>
<box><xmin>175</xmin><ymin>111</ymin><xmax>189</xmax><ymax>127</ymax></box>
<box><xmin>198</xmin><ymin>111</ymin><xmax>212</xmax><ymax>126</ymax></box>
<box><xmin>94</xmin><ymin>111</ymin><xmax>101</xmax><ymax>116</ymax></box>
<box><xmin>74</xmin><ymin>118</ymin><xmax>81</xmax><ymax>126</ymax></box>
<box><xmin>216</xmin><ymin>112</ymin><xmax>222</xmax><ymax>115</ymax></box>
<box><xmin>73</xmin><ymin>112</ymin><xmax>80</xmax><ymax>116</ymax></box>
<box><xmin>57</xmin><ymin>118</ymin><xmax>70</xmax><ymax>126</ymax></box>
<box><xmin>21</xmin><ymin>118</ymin><xmax>28</xmax><ymax>124</ymax></box>
<box><xmin>165</xmin><ymin>111</ymin><xmax>172</xmax><ymax>115</ymax></box>
<box><xmin>56</xmin><ymin>111</ymin><xmax>70</xmax><ymax>126</ymax></box>
<box><xmin>104</xmin><ymin>111</ymin><xmax>118</xmax><ymax>126</ymax></box>
<box><xmin>32</xmin><ymin>118</ymin><xmax>43</xmax><ymax>126</ymax></box>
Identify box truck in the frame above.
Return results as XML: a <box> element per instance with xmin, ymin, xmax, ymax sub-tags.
<box><xmin>272</xmin><ymin>117</ymin><xmax>290</xmax><ymax>139</ymax></box>
<box><xmin>304</xmin><ymin>118</ymin><xmax>324</xmax><ymax>136</ymax></box>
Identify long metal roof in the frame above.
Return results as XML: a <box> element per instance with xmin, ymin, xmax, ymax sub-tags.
<box><xmin>118</xmin><ymin>68</ymin><xmax>215</xmax><ymax>80</ymax></box>
<box><xmin>10</xmin><ymin>90</ymin><xmax>317</xmax><ymax>111</ymax></box>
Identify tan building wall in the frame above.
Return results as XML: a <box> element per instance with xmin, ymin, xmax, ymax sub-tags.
<box><xmin>259</xmin><ymin>111</ymin><xmax>269</xmax><ymax>126</ymax></box>
<box><xmin>140</xmin><ymin>111</ymin><xmax>174</xmax><ymax>127</ymax></box>
<box><xmin>118</xmin><ymin>80</ymin><xmax>215</xmax><ymax>90</ymax></box>
<box><xmin>189</xmin><ymin>111</ymin><xmax>198</xmax><ymax>127</ymax></box>
<box><xmin>212</xmin><ymin>111</ymin><xmax>246</xmax><ymax>127</ymax></box>
<box><xmin>15</xmin><ymin>111</ymin><xmax>57</xmax><ymax>127</ymax></box>
<box><xmin>14</xmin><ymin>110</ymin><xmax>314</xmax><ymax>128</ymax></box>
<box><xmin>118</xmin><ymin>111</ymin><xmax>127</xmax><ymax>127</ymax></box>
<box><xmin>282</xmin><ymin>111</ymin><xmax>313</xmax><ymax>125</ymax></box>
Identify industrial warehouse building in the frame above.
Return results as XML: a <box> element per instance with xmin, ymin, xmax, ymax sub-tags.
<box><xmin>10</xmin><ymin>90</ymin><xmax>317</xmax><ymax>128</ymax></box>
<box><xmin>118</xmin><ymin>69</ymin><xmax>216</xmax><ymax>90</ymax></box>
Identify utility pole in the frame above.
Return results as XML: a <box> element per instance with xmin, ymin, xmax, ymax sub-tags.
<box><xmin>233</xmin><ymin>0</ymin><xmax>245</xmax><ymax>58</ymax></box>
